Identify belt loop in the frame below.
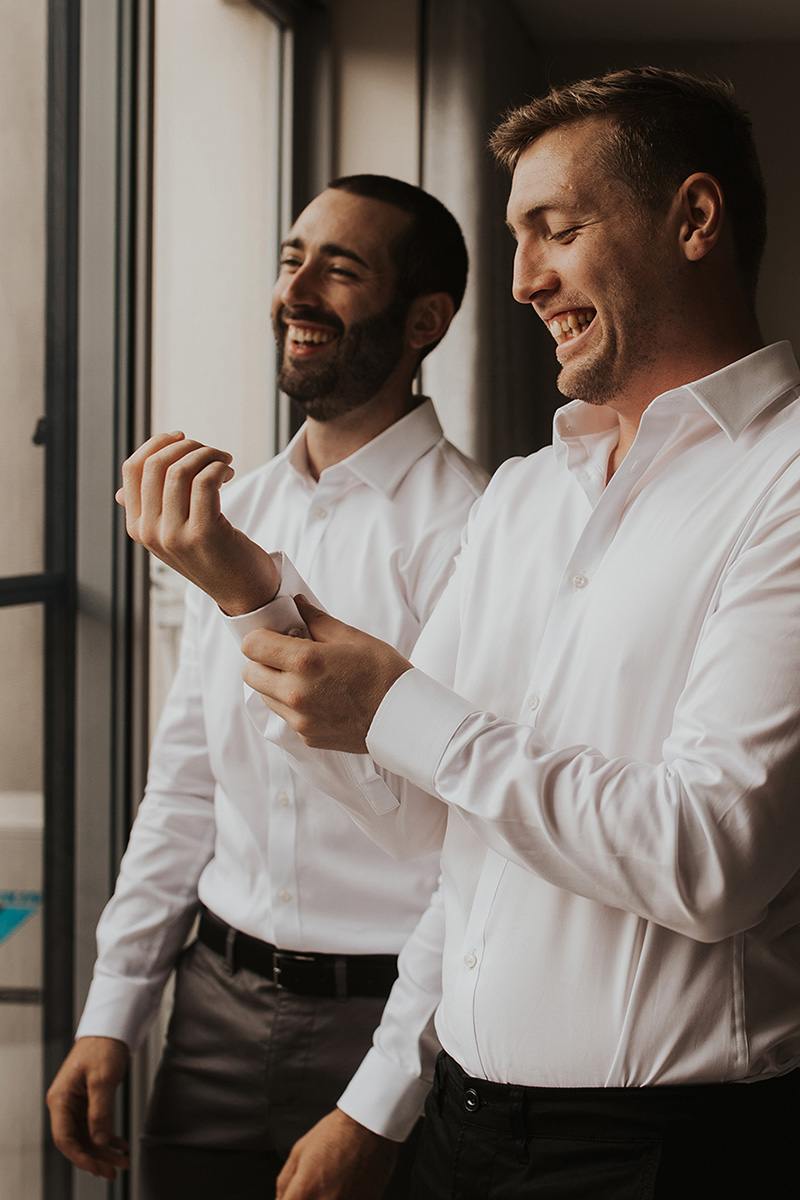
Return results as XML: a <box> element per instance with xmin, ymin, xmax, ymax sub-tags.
<box><xmin>510</xmin><ymin>1086</ymin><xmax>530</xmax><ymax>1164</ymax></box>
<box><xmin>224</xmin><ymin>925</ymin><xmax>237</xmax><ymax>975</ymax></box>
<box><xmin>334</xmin><ymin>956</ymin><xmax>348</xmax><ymax>1000</ymax></box>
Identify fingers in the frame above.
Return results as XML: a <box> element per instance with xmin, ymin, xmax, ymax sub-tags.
<box><xmin>275</xmin><ymin>1146</ymin><xmax>298</xmax><ymax>1199</ymax></box>
<box><xmin>142</xmin><ymin>444</ymin><xmax>233</xmax><ymax>535</ymax></box>
<box><xmin>118</xmin><ymin>431</ymin><xmax>185</xmax><ymax>525</ymax></box>
<box><xmin>242</xmin><ymin>626</ymin><xmax>323</xmax><ymax>674</ymax></box>
<box><xmin>47</xmin><ymin>1087</ymin><xmax>128</xmax><ymax>1180</ymax></box>
<box><xmin>118</xmin><ymin>433</ymin><xmax>234</xmax><ymax>543</ymax></box>
<box><xmin>47</xmin><ymin>1038</ymin><xmax>130</xmax><ymax>1180</ymax></box>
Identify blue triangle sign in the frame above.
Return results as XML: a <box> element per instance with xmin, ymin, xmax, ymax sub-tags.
<box><xmin>0</xmin><ymin>901</ymin><xmax>41</xmax><ymax>946</ymax></box>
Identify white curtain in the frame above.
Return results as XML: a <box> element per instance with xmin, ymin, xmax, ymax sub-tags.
<box><xmin>420</xmin><ymin>0</ymin><xmax>559</xmax><ymax>470</ymax></box>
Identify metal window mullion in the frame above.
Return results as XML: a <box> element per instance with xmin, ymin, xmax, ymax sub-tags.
<box><xmin>43</xmin><ymin>0</ymin><xmax>81</xmax><ymax>1197</ymax></box>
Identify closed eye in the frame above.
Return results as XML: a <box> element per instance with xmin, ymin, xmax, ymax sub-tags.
<box><xmin>549</xmin><ymin>226</ymin><xmax>581</xmax><ymax>244</ymax></box>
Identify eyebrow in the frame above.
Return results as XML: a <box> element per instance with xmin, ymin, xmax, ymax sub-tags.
<box><xmin>280</xmin><ymin>237</ymin><xmax>371</xmax><ymax>270</ymax></box>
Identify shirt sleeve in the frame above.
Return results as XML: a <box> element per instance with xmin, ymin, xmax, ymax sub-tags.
<box><xmin>223</xmin><ymin>552</ymin><xmax>323</xmax><ymax>640</ymax></box>
<box><xmin>337</xmin><ymin>881</ymin><xmax>444</xmax><ymax>1140</ymax></box>
<box><xmin>225</xmin><ymin>554</ymin><xmax>450</xmax><ymax>861</ymax></box>
<box><xmin>368</xmin><ymin>476</ymin><xmax>800</xmax><ymax>944</ymax></box>
<box><xmin>75</xmin><ymin>588</ymin><xmax>218</xmax><ymax>1051</ymax></box>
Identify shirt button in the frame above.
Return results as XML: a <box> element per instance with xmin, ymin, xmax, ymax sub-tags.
<box><xmin>276</xmin><ymin>793</ymin><xmax>291</xmax><ymax>807</ymax></box>
<box><xmin>572</xmin><ymin>573</ymin><xmax>588</xmax><ymax>589</ymax></box>
<box><xmin>314</xmin><ymin>506</ymin><xmax>328</xmax><ymax>520</ymax></box>
<box><xmin>463</xmin><ymin>950</ymin><xmax>478</xmax><ymax>969</ymax></box>
<box><xmin>528</xmin><ymin>694</ymin><xmax>540</xmax><ymax>712</ymax></box>
<box><xmin>277</xmin><ymin>890</ymin><xmax>292</xmax><ymax>903</ymax></box>
<box><xmin>464</xmin><ymin>1088</ymin><xmax>480</xmax><ymax>1112</ymax></box>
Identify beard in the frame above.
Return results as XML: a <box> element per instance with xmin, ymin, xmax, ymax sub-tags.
<box><xmin>275</xmin><ymin>294</ymin><xmax>409</xmax><ymax>421</ymax></box>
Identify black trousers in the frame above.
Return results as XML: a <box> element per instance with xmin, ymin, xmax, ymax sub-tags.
<box><xmin>411</xmin><ymin>1052</ymin><xmax>799</xmax><ymax>1199</ymax></box>
<box><xmin>139</xmin><ymin>938</ymin><xmax>418</xmax><ymax>1200</ymax></box>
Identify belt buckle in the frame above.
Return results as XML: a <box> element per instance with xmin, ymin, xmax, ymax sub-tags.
<box><xmin>272</xmin><ymin>949</ymin><xmax>315</xmax><ymax>991</ymax></box>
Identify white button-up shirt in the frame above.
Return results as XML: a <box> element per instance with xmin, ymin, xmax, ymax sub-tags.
<box><xmin>77</xmin><ymin>400</ymin><xmax>487</xmax><ymax>1137</ymax></box>
<box><xmin>259</xmin><ymin>344</ymin><xmax>800</xmax><ymax>1089</ymax></box>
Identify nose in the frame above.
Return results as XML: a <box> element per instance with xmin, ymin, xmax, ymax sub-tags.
<box><xmin>512</xmin><ymin>242</ymin><xmax>559</xmax><ymax>306</ymax></box>
<box><xmin>275</xmin><ymin>260</ymin><xmax>323</xmax><ymax>310</ymax></box>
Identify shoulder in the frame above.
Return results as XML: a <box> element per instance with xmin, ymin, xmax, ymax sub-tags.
<box><xmin>478</xmin><ymin>445</ymin><xmax>558</xmax><ymax>504</ymax></box>
<box><xmin>436</xmin><ymin>438</ymin><xmax>490</xmax><ymax>497</ymax></box>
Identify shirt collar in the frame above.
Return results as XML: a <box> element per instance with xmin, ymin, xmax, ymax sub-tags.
<box><xmin>683</xmin><ymin>341</ymin><xmax>800</xmax><ymax>439</ymax></box>
<box><xmin>284</xmin><ymin>398</ymin><xmax>444</xmax><ymax>495</ymax></box>
<box><xmin>553</xmin><ymin>341</ymin><xmax>800</xmax><ymax>456</ymax></box>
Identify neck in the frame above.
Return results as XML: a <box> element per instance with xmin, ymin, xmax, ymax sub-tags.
<box><xmin>304</xmin><ymin>384</ymin><xmax>421</xmax><ymax>479</ymax></box>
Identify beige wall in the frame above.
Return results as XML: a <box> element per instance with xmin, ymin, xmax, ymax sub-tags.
<box><xmin>150</xmin><ymin>0</ymin><xmax>284</xmax><ymax>479</ymax></box>
<box><xmin>332</xmin><ymin>0</ymin><xmax>420</xmax><ymax>182</ymax></box>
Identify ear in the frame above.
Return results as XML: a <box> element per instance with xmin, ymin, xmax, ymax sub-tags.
<box><xmin>677</xmin><ymin>173</ymin><xmax>724</xmax><ymax>264</ymax></box>
<box><xmin>404</xmin><ymin>292</ymin><xmax>456</xmax><ymax>352</ymax></box>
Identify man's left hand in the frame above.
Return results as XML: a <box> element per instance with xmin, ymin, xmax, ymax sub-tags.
<box><xmin>275</xmin><ymin>1109</ymin><xmax>398</xmax><ymax>1200</ymax></box>
<box><xmin>242</xmin><ymin>597</ymin><xmax>411</xmax><ymax>753</ymax></box>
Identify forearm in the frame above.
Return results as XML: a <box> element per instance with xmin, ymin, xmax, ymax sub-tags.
<box><xmin>368</xmin><ymin>667</ymin><xmax>800</xmax><ymax>942</ymax></box>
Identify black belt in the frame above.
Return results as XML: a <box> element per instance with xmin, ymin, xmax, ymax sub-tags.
<box><xmin>197</xmin><ymin>907</ymin><xmax>398</xmax><ymax>999</ymax></box>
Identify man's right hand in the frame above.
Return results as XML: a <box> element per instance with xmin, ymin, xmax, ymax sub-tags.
<box><xmin>116</xmin><ymin>432</ymin><xmax>281</xmax><ymax>616</ymax></box>
<box><xmin>46</xmin><ymin>1036</ymin><xmax>131</xmax><ymax>1180</ymax></box>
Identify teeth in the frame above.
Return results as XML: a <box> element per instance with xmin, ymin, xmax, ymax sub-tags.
<box><xmin>546</xmin><ymin>310</ymin><xmax>594</xmax><ymax>345</ymax></box>
<box><xmin>287</xmin><ymin>323</ymin><xmax>337</xmax><ymax>345</ymax></box>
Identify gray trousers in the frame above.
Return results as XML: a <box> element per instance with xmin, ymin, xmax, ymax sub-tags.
<box><xmin>140</xmin><ymin>938</ymin><xmax>420</xmax><ymax>1200</ymax></box>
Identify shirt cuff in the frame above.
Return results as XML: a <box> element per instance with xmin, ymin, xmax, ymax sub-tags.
<box><xmin>367</xmin><ymin>668</ymin><xmax>479</xmax><ymax>795</ymax></box>
<box><xmin>75</xmin><ymin>976</ymin><xmax>159</xmax><ymax>1053</ymax></box>
<box><xmin>337</xmin><ymin>1046</ymin><xmax>433</xmax><ymax>1141</ymax></box>
<box><xmin>222</xmin><ymin>553</ymin><xmax>323</xmax><ymax>645</ymax></box>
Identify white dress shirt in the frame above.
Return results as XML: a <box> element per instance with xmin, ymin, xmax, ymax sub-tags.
<box><xmin>76</xmin><ymin>399</ymin><xmax>487</xmax><ymax>1138</ymax></box>
<box><xmin>255</xmin><ymin>344</ymin><xmax>800</xmax><ymax>1090</ymax></box>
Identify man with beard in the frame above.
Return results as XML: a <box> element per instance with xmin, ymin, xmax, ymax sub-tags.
<box><xmin>131</xmin><ymin>70</ymin><xmax>800</xmax><ymax>1196</ymax></box>
<box><xmin>46</xmin><ymin>175</ymin><xmax>487</xmax><ymax>1200</ymax></box>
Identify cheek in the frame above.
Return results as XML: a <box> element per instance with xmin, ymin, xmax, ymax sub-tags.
<box><xmin>270</xmin><ymin>287</ymin><xmax>284</xmax><ymax>326</ymax></box>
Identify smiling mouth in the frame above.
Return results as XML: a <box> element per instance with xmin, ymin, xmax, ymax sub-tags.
<box><xmin>286</xmin><ymin>322</ymin><xmax>339</xmax><ymax>352</ymax></box>
<box><xmin>546</xmin><ymin>308</ymin><xmax>596</xmax><ymax>347</ymax></box>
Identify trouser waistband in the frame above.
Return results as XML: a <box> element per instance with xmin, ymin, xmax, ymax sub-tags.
<box><xmin>432</xmin><ymin>1050</ymin><xmax>800</xmax><ymax>1137</ymax></box>
<box><xmin>197</xmin><ymin>906</ymin><xmax>398</xmax><ymax>999</ymax></box>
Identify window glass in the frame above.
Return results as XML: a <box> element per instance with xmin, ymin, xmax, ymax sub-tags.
<box><xmin>150</xmin><ymin>0</ymin><xmax>286</xmax><ymax>724</ymax></box>
<box><xmin>0</xmin><ymin>0</ymin><xmax>47</xmax><ymax>579</ymax></box>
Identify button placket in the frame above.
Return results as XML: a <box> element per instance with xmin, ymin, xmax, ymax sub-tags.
<box><xmin>268</xmin><ymin>759</ymin><xmax>301</xmax><ymax>947</ymax></box>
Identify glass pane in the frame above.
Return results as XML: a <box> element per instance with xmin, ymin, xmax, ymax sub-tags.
<box><xmin>149</xmin><ymin>0</ymin><xmax>285</xmax><ymax>720</ymax></box>
<box><xmin>0</xmin><ymin>604</ymin><xmax>43</xmax><ymax>1200</ymax></box>
<box><xmin>0</xmin><ymin>0</ymin><xmax>48</xmax><ymax>578</ymax></box>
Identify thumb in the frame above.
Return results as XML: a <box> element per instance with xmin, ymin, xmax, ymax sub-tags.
<box><xmin>293</xmin><ymin>594</ymin><xmax>339</xmax><ymax>640</ymax></box>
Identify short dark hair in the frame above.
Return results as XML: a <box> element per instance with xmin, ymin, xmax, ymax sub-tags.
<box><xmin>489</xmin><ymin>66</ymin><xmax>767</xmax><ymax>302</ymax></box>
<box><xmin>328</xmin><ymin>173</ymin><xmax>469</xmax><ymax>322</ymax></box>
